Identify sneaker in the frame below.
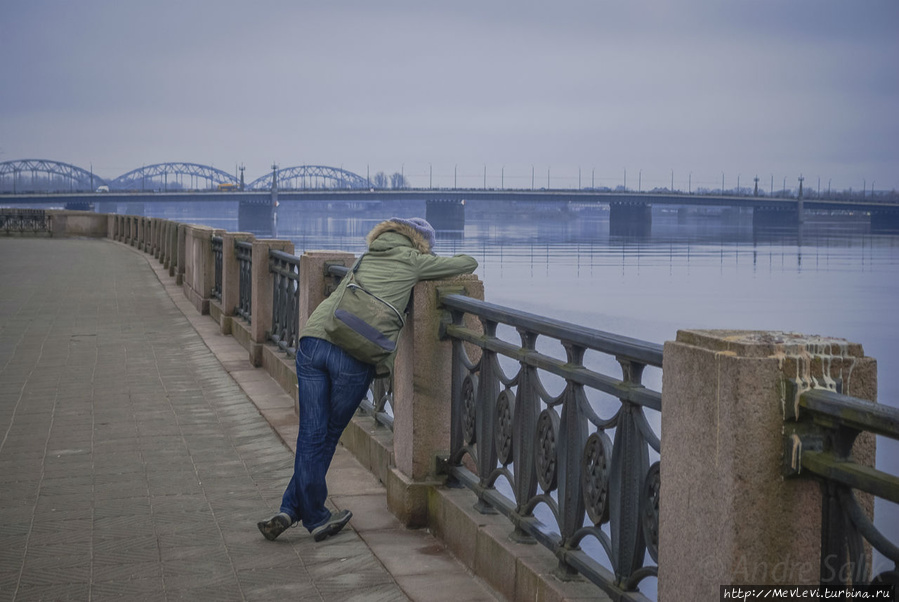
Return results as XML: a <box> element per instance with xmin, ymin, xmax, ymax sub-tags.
<box><xmin>257</xmin><ymin>512</ymin><xmax>293</xmax><ymax>541</ymax></box>
<box><xmin>311</xmin><ymin>509</ymin><xmax>353</xmax><ymax>542</ymax></box>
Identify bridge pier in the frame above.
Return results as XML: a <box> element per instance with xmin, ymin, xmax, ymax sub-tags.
<box><xmin>64</xmin><ymin>201</ymin><xmax>93</xmax><ymax>211</ymax></box>
<box><xmin>609</xmin><ymin>201</ymin><xmax>651</xmax><ymax>237</ymax></box>
<box><xmin>753</xmin><ymin>204</ymin><xmax>799</xmax><ymax>230</ymax></box>
<box><xmin>238</xmin><ymin>197</ymin><xmax>274</xmax><ymax>236</ymax></box>
<box><xmin>870</xmin><ymin>208</ymin><xmax>899</xmax><ymax>233</ymax></box>
<box><xmin>425</xmin><ymin>199</ymin><xmax>465</xmax><ymax>232</ymax></box>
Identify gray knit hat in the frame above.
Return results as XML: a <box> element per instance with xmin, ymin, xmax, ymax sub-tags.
<box><xmin>388</xmin><ymin>217</ymin><xmax>436</xmax><ymax>250</ymax></box>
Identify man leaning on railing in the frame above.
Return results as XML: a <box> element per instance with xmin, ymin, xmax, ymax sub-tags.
<box><xmin>257</xmin><ymin>217</ymin><xmax>477</xmax><ymax>542</ymax></box>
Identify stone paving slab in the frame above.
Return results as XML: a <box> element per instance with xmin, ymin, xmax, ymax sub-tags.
<box><xmin>0</xmin><ymin>238</ymin><xmax>498</xmax><ymax>601</ymax></box>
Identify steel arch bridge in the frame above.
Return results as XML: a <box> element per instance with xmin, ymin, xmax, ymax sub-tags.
<box><xmin>247</xmin><ymin>165</ymin><xmax>372</xmax><ymax>191</ymax></box>
<box><xmin>109</xmin><ymin>162</ymin><xmax>239</xmax><ymax>191</ymax></box>
<box><xmin>0</xmin><ymin>159</ymin><xmax>107</xmax><ymax>192</ymax></box>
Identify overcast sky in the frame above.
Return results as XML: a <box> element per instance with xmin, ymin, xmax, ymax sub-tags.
<box><xmin>1</xmin><ymin>0</ymin><xmax>897</xmax><ymax>192</ymax></box>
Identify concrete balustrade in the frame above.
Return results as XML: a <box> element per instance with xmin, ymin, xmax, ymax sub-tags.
<box><xmin>13</xmin><ymin>210</ymin><xmax>886</xmax><ymax>601</ymax></box>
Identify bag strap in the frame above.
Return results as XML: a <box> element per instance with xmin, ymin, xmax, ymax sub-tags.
<box><xmin>351</xmin><ymin>252</ymin><xmax>367</xmax><ymax>274</ymax></box>
<box><xmin>348</xmin><ymin>252</ymin><xmax>412</xmax><ymax>316</ymax></box>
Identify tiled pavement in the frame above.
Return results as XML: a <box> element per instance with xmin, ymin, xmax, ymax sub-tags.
<box><xmin>0</xmin><ymin>238</ymin><xmax>499</xmax><ymax>602</ymax></box>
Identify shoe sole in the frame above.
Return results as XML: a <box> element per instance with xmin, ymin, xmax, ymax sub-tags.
<box><xmin>312</xmin><ymin>510</ymin><xmax>353</xmax><ymax>542</ymax></box>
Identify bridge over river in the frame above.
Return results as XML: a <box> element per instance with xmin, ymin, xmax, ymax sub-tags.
<box><xmin>4</xmin><ymin>188</ymin><xmax>899</xmax><ymax>235</ymax></box>
<box><xmin>3</xmin><ymin>159</ymin><xmax>898</xmax><ymax>234</ymax></box>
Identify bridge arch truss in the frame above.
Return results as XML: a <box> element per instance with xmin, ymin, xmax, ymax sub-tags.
<box><xmin>0</xmin><ymin>159</ymin><xmax>108</xmax><ymax>193</ymax></box>
<box><xmin>109</xmin><ymin>162</ymin><xmax>240</xmax><ymax>191</ymax></box>
<box><xmin>247</xmin><ymin>165</ymin><xmax>372</xmax><ymax>191</ymax></box>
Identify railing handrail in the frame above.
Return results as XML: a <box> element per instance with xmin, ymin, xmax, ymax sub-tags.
<box><xmin>799</xmin><ymin>388</ymin><xmax>899</xmax><ymax>439</ymax></box>
<box><xmin>328</xmin><ymin>264</ymin><xmax>349</xmax><ymax>278</ymax></box>
<box><xmin>269</xmin><ymin>248</ymin><xmax>299</xmax><ymax>266</ymax></box>
<box><xmin>786</xmin><ymin>387</ymin><xmax>899</xmax><ymax>583</ymax></box>
<box><xmin>439</xmin><ymin>292</ymin><xmax>664</xmax><ymax>368</ymax></box>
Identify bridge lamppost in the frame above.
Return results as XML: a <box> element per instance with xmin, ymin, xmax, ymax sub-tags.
<box><xmin>429</xmin><ymin>163</ymin><xmax>432</xmax><ymax>189</ymax></box>
<box><xmin>531</xmin><ymin>165</ymin><xmax>535</xmax><ymax>190</ymax></box>
<box><xmin>688</xmin><ymin>172</ymin><xmax>691</xmax><ymax>194</ymax></box>
<box><xmin>501</xmin><ymin>166</ymin><xmax>504</xmax><ymax>190</ymax></box>
<box><xmin>454</xmin><ymin>164</ymin><xmax>457</xmax><ymax>189</ymax></box>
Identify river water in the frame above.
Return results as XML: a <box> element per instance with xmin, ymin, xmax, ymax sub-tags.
<box><xmin>144</xmin><ymin>198</ymin><xmax>899</xmax><ymax>589</ymax></box>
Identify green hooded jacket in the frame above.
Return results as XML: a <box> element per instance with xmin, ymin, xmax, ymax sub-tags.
<box><xmin>300</xmin><ymin>220</ymin><xmax>478</xmax><ymax>376</ymax></box>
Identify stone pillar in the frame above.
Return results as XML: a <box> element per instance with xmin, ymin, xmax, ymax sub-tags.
<box><xmin>157</xmin><ymin>220</ymin><xmax>168</xmax><ymax>266</ymax></box>
<box><xmin>297</xmin><ymin>251</ymin><xmax>356</xmax><ymax>333</ymax></box>
<box><xmin>175</xmin><ymin>224</ymin><xmax>186</xmax><ymax>284</ymax></box>
<box><xmin>152</xmin><ymin>218</ymin><xmax>162</xmax><ymax>259</ymax></box>
<box><xmin>247</xmin><ymin>239</ymin><xmax>294</xmax><ymax>366</ymax></box>
<box><xmin>219</xmin><ymin>232</ymin><xmax>255</xmax><ymax>334</ymax></box>
<box><xmin>181</xmin><ymin>225</ymin><xmax>216</xmax><ymax>314</ymax></box>
<box><xmin>146</xmin><ymin>218</ymin><xmax>154</xmax><ymax>255</ymax></box>
<box><xmin>659</xmin><ymin>330</ymin><xmax>877</xmax><ymax>601</ymax></box>
<box><xmin>166</xmin><ymin>221</ymin><xmax>178</xmax><ymax>275</ymax></box>
<box><xmin>388</xmin><ymin>274</ymin><xmax>484</xmax><ymax>526</ymax></box>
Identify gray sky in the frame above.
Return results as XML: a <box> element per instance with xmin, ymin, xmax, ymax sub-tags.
<box><xmin>1</xmin><ymin>0</ymin><xmax>897</xmax><ymax>192</ymax></box>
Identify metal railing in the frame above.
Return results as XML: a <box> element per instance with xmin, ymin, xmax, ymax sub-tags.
<box><xmin>327</xmin><ymin>263</ymin><xmax>395</xmax><ymax>429</ymax></box>
<box><xmin>235</xmin><ymin>240</ymin><xmax>253</xmax><ymax>322</ymax></box>
<box><xmin>1</xmin><ymin>209</ymin><xmax>50</xmax><ymax>234</ymax></box>
<box><xmin>439</xmin><ymin>292</ymin><xmax>662</xmax><ymax>600</ymax></box>
<box><xmin>784</xmin><ymin>387</ymin><xmax>899</xmax><ymax>584</ymax></box>
<box><xmin>211</xmin><ymin>235</ymin><xmax>223</xmax><ymax>302</ymax></box>
<box><xmin>269</xmin><ymin>249</ymin><xmax>300</xmax><ymax>356</ymax></box>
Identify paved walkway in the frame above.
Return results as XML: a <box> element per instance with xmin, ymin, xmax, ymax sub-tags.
<box><xmin>0</xmin><ymin>238</ymin><xmax>498</xmax><ymax>601</ymax></box>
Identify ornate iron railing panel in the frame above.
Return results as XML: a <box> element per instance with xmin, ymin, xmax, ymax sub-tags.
<box><xmin>784</xmin><ymin>388</ymin><xmax>899</xmax><ymax>585</ymax></box>
<box><xmin>1</xmin><ymin>209</ymin><xmax>51</xmax><ymax>233</ymax></box>
<box><xmin>269</xmin><ymin>249</ymin><xmax>300</xmax><ymax>356</ymax></box>
<box><xmin>235</xmin><ymin>240</ymin><xmax>253</xmax><ymax>323</ymax></box>
<box><xmin>327</xmin><ymin>263</ymin><xmax>394</xmax><ymax>429</ymax></box>
<box><xmin>211</xmin><ymin>235</ymin><xmax>223</xmax><ymax>302</ymax></box>
<box><xmin>439</xmin><ymin>292</ymin><xmax>662</xmax><ymax>600</ymax></box>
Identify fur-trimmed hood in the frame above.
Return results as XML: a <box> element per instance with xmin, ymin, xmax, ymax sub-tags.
<box><xmin>365</xmin><ymin>220</ymin><xmax>432</xmax><ymax>254</ymax></box>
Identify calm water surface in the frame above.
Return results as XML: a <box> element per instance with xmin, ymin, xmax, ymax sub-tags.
<box><xmin>147</xmin><ymin>199</ymin><xmax>899</xmax><ymax>590</ymax></box>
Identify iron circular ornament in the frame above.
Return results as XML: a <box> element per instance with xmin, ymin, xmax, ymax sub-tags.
<box><xmin>581</xmin><ymin>431</ymin><xmax>613</xmax><ymax>525</ymax></box>
<box><xmin>494</xmin><ymin>390</ymin><xmax>515</xmax><ymax>466</ymax></box>
<box><xmin>641</xmin><ymin>461</ymin><xmax>661</xmax><ymax>563</ymax></box>
<box><xmin>461</xmin><ymin>374</ymin><xmax>478</xmax><ymax>445</ymax></box>
<box><xmin>535</xmin><ymin>408</ymin><xmax>561</xmax><ymax>492</ymax></box>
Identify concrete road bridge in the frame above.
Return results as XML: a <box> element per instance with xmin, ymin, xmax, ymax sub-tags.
<box><xmin>2</xmin><ymin>159</ymin><xmax>899</xmax><ymax>232</ymax></box>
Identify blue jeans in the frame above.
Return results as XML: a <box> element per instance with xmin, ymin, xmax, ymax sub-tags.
<box><xmin>280</xmin><ymin>337</ymin><xmax>375</xmax><ymax>531</ymax></box>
